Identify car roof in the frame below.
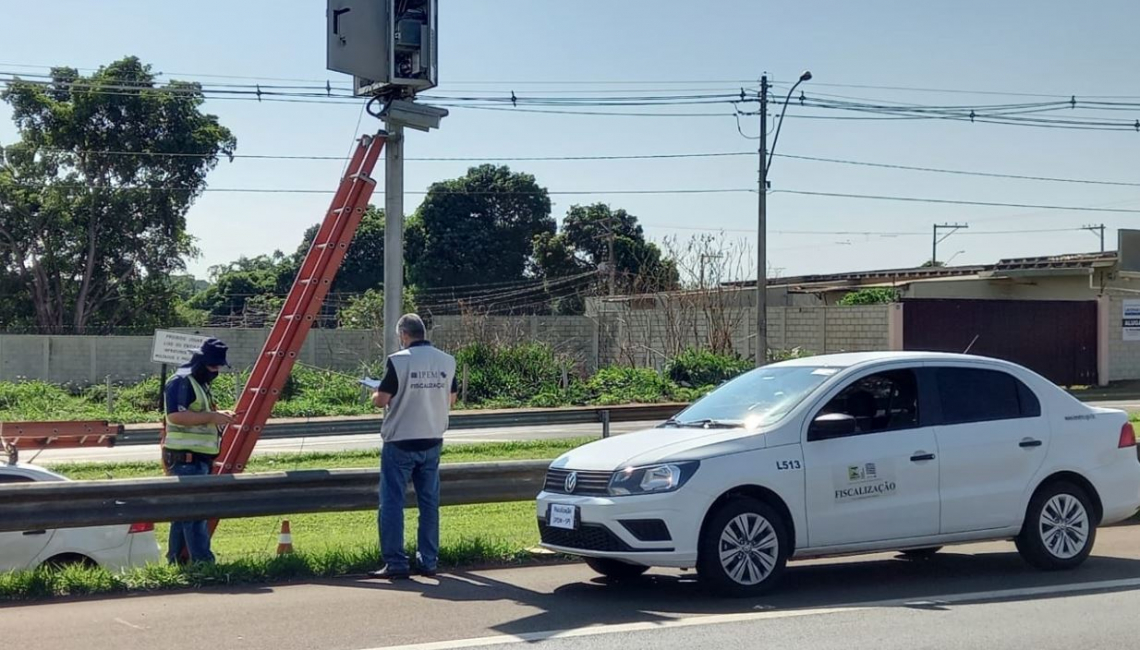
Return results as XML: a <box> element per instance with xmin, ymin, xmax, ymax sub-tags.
<box><xmin>770</xmin><ymin>351</ymin><xmax>1022</xmax><ymax>370</ymax></box>
<box><xmin>0</xmin><ymin>461</ymin><xmax>68</xmax><ymax>481</ymax></box>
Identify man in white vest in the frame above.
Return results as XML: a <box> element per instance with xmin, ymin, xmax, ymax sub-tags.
<box><xmin>369</xmin><ymin>314</ymin><xmax>457</xmax><ymax>580</ymax></box>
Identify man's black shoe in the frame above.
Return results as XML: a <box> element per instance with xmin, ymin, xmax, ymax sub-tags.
<box><xmin>368</xmin><ymin>567</ymin><xmax>411</xmax><ymax>580</ymax></box>
<box><xmin>416</xmin><ymin>565</ymin><xmax>438</xmax><ymax>578</ymax></box>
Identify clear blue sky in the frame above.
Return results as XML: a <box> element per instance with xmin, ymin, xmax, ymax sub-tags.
<box><xmin>2</xmin><ymin>0</ymin><xmax>1138</xmax><ymax>281</ymax></box>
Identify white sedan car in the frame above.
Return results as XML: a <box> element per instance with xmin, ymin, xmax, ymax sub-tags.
<box><xmin>537</xmin><ymin>352</ymin><xmax>1140</xmax><ymax>596</ymax></box>
<box><xmin>0</xmin><ymin>462</ymin><xmax>161</xmax><ymax>573</ymax></box>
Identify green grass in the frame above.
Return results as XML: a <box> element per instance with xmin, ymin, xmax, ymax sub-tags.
<box><xmin>3</xmin><ymin>439</ymin><xmax>591</xmax><ymax>601</ymax></box>
<box><xmin>48</xmin><ymin>438</ymin><xmax>591</xmax><ymax>480</ymax></box>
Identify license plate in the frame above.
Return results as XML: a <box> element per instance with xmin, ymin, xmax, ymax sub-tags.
<box><xmin>548</xmin><ymin>504</ymin><xmax>578</xmax><ymax>530</ymax></box>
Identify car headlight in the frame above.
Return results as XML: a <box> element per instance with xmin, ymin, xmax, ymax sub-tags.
<box><xmin>608</xmin><ymin>461</ymin><xmax>700</xmax><ymax>496</ymax></box>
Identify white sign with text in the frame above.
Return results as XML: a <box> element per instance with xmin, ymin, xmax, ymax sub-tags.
<box><xmin>151</xmin><ymin>330</ymin><xmax>209</xmax><ymax>365</ymax></box>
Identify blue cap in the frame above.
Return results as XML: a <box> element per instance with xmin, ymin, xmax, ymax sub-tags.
<box><xmin>195</xmin><ymin>338</ymin><xmax>230</xmax><ymax>368</ymax></box>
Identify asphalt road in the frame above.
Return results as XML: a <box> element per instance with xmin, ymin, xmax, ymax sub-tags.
<box><xmin>30</xmin><ymin>420</ymin><xmax>661</xmax><ymax>464</ymax></box>
<box><xmin>31</xmin><ymin>397</ymin><xmax>1139</xmax><ymax>465</ymax></box>
<box><xmin>4</xmin><ymin>524</ymin><xmax>1140</xmax><ymax>650</ymax></box>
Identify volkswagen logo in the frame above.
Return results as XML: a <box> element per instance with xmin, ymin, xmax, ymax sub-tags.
<box><xmin>564</xmin><ymin>471</ymin><xmax>578</xmax><ymax>493</ymax></box>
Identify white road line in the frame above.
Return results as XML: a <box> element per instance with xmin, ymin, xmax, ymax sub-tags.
<box><xmin>113</xmin><ymin>618</ymin><xmax>147</xmax><ymax>631</ymax></box>
<box><xmin>364</xmin><ymin>576</ymin><xmax>1140</xmax><ymax>650</ymax></box>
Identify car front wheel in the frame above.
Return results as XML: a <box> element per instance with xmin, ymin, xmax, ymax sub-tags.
<box><xmin>697</xmin><ymin>497</ymin><xmax>789</xmax><ymax>597</ymax></box>
<box><xmin>1016</xmin><ymin>481</ymin><xmax>1097</xmax><ymax>571</ymax></box>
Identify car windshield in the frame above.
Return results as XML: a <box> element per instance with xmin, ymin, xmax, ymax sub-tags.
<box><xmin>668</xmin><ymin>366</ymin><xmax>838</xmax><ymax>429</ymax></box>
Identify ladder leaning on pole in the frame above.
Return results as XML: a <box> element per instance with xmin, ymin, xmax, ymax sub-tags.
<box><xmin>212</xmin><ymin>132</ymin><xmax>387</xmax><ymax>479</ymax></box>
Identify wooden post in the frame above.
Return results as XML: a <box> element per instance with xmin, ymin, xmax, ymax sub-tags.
<box><xmin>106</xmin><ymin>375</ymin><xmax>113</xmax><ymax>413</ymax></box>
<box><xmin>461</xmin><ymin>364</ymin><xmax>469</xmax><ymax>406</ymax></box>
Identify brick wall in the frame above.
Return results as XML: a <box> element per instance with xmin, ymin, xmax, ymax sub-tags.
<box><xmin>595</xmin><ymin>305</ymin><xmax>892</xmax><ymax>369</ymax></box>
<box><xmin>1108</xmin><ymin>296</ymin><xmax>1140</xmax><ymax>382</ymax></box>
<box><xmin>0</xmin><ymin>307</ymin><xmax>891</xmax><ymax>384</ymax></box>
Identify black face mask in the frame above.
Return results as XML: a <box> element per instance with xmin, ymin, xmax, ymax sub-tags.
<box><xmin>192</xmin><ymin>365</ymin><xmax>219</xmax><ymax>385</ymax></box>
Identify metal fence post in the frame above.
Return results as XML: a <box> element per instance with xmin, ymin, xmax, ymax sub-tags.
<box><xmin>601</xmin><ymin>409</ymin><xmax>611</xmax><ymax>438</ymax></box>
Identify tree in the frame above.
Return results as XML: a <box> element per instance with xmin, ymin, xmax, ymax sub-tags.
<box><xmin>0</xmin><ymin>57</ymin><xmax>236</xmax><ymax>333</ymax></box>
<box><xmin>290</xmin><ymin>205</ymin><xmax>424</xmax><ymax>294</ymax></box>
<box><xmin>411</xmin><ymin>165</ymin><xmax>555</xmax><ymax>289</ymax></box>
<box><xmin>188</xmin><ymin>252</ymin><xmax>294</xmax><ymax>322</ymax></box>
<box><xmin>532</xmin><ymin>203</ymin><xmax>678</xmax><ymax>296</ymax></box>
<box><xmin>838</xmin><ymin>287</ymin><xmax>899</xmax><ymax>305</ymax></box>
<box><xmin>337</xmin><ymin>287</ymin><xmax>418</xmax><ymax>329</ymax></box>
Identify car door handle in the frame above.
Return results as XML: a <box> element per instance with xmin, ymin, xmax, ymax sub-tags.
<box><xmin>910</xmin><ymin>453</ymin><xmax>936</xmax><ymax>462</ymax></box>
<box><xmin>22</xmin><ymin>530</ymin><xmax>47</xmax><ymax>536</ymax></box>
<box><xmin>1019</xmin><ymin>439</ymin><xmax>1043</xmax><ymax>448</ymax></box>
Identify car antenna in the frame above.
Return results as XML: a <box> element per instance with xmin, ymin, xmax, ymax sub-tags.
<box><xmin>963</xmin><ymin>335</ymin><xmax>980</xmax><ymax>355</ymax></box>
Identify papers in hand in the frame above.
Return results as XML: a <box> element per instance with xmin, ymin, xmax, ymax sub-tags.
<box><xmin>359</xmin><ymin>377</ymin><xmax>382</xmax><ymax>391</ymax></box>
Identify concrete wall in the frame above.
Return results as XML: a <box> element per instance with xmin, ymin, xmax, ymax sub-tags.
<box><xmin>1107</xmin><ymin>295</ymin><xmax>1140</xmax><ymax>382</ymax></box>
<box><xmin>0</xmin><ymin>317</ymin><xmax>597</xmax><ymax>385</ymax></box>
<box><xmin>595</xmin><ymin>305</ymin><xmax>892</xmax><ymax>369</ymax></box>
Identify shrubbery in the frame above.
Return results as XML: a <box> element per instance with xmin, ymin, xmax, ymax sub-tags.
<box><xmin>0</xmin><ymin>344</ymin><xmax>819</xmax><ymax>421</ymax></box>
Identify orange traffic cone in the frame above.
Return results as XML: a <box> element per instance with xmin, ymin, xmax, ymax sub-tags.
<box><xmin>276</xmin><ymin>520</ymin><xmax>294</xmax><ymax>555</ymax></box>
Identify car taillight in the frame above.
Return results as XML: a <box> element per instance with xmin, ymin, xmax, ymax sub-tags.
<box><xmin>1120</xmin><ymin>423</ymin><xmax>1137</xmax><ymax>449</ymax></box>
<box><xmin>128</xmin><ymin>522</ymin><xmax>154</xmax><ymax>534</ymax></box>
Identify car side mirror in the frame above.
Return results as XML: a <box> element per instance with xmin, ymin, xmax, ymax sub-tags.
<box><xmin>810</xmin><ymin>413</ymin><xmax>857</xmax><ymax>441</ymax></box>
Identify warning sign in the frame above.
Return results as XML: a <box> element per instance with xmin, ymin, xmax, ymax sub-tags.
<box><xmin>151</xmin><ymin>330</ymin><xmax>209</xmax><ymax>365</ymax></box>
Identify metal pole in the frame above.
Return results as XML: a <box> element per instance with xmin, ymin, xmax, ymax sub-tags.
<box><xmin>106</xmin><ymin>375</ymin><xmax>113</xmax><ymax>413</ymax></box>
<box><xmin>461</xmin><ymin>363</ymin><xmax>469</xmax><ymax>405</ymax></box>
<box><xmin>601</xmin><ymin>409</ymin><xmax>611</xmax><ymax>438</ymax></box>
<box><xmin>383</xmin><ymin>125</ymin><xmax>405</xmax><ymax>357</ymax></box>
<box><xmin>608</xmin><ymin>221</ymin><xmax>617</xmax><ymax>296</ymax></box>
<box><xmin>932</xmin><ymin>223</ymin><xmax>938</xmax><ymax>266</ymax></box>
<box><xmin>159</xmin><ymin>364</ymin><xmax>168</xmax><ymax>412</ymax></box>
<box><xmin>756</xmin><ymin>75</ymin><xmax>769</xmax><ymax>367</ymax></box>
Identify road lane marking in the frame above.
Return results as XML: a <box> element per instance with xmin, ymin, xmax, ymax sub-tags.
<box><xmin>365</xmin><ymin>576</ymin><xmax>1140</xmax><ymax>650</ymax></box>
<box><xmin>113</xmin><ymin>618</ymin><xmax>146</xmax><ymax>631</ymax></box>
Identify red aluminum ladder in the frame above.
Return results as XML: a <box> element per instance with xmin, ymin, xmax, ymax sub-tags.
<box><xmin>212</xmin><ymin>132</ymin><xmax>387</xmax><ymax>477</ymax></box>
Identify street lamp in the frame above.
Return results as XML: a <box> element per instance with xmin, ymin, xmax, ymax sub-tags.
<box><xmin>757</xmin><ymin>70</ymin><xmax>812</xmax><ymax>367</ymax></box>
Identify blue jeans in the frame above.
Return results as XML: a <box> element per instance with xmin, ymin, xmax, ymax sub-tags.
<box><xmin>167</xmin><ymin>459</ymin><xmax>216</xmax><ymax>564</ymax></box>
<box><xmin>379</xmin><ymin>442</ymin><xmax>441</xmax><ymax>572</ymax></box>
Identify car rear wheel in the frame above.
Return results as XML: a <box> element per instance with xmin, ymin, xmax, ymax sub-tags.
<box><xmin>1016</xmin><ymin>481</ymin><xmax>1097</xmax><ymax>571</ymax></box>
<box><xmin>697</xmin><ymin>497</ymin><xmax>789</xmax><ymax>597</ymax></box>
<box><xmin>583</xmin><ymin>557</ymin><xmax>650</xmax><ymax>580</ymax></box>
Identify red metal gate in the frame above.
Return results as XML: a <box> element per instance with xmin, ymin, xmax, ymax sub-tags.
<box><xmin>902</xmin><ymin>299</ymin><xmax>1098</xmax><ymax>386</ymax></box>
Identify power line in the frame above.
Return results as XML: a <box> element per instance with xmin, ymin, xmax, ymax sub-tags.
<box><xmin>773</xmin><ymin>189</ymin><xmax>1140</xmax><ymax>214</ymax></box>
<box><xmin>20</xmin><ymin>146</ymin><xmax>1140</xmax><ymax>189</ymax></box>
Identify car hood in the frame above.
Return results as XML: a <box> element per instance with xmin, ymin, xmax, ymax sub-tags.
<box><xmin>549</xmin><ymin>425</ymin><xmax>768</xmax><ymax>472</ymax></box>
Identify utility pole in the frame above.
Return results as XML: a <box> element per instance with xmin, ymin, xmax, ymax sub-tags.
<box><xmin>1081</xmin><ymin>224</ymin><xmax>1106</xmax><ymax>253</ymax></box>
<box><xmin>756</xmin><ymin>75</ymin><xmax>769</xmax><ymax>366</ymax></box>
<box><xmin>383</xmin><ymin>125</ymin><xmax>404</xmax><ymax>356</ymax></box>
<box><xmin>699</xmin><ymin>253</ymin><xmax>724</xmax><ymax>289</ymax></box>
<box><xmin>608</xmin><ymin>222</ymin><xmax>617</xmax><ymax>296</ymax></box>
<box><xmin>932</xmin><ymin>223</ymin><xmax>969</xmax><ymax>266</ymax></box>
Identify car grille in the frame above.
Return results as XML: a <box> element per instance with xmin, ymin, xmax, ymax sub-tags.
<box><xmin>543</xmin><ymin>468</ymin><xmax>613</xmax><ymax>496</ymax></box>
<box><xmin>538</xmin><ymin>521</ymin><xmax>632</xmax><ymax>552</ymax></box>
<box><xmin>618</xmin><ymin>519</ymin><xmax>672</xmax><ymax>542</ymax></box>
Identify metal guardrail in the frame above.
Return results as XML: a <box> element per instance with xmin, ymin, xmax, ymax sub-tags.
<box><xmin>0</xmin><ymin>460</ymin><xmax>550</xmax><ymax>533</ymax></box>
<box><xmin>115</xmin><ymin>403</ymin><xmax>687</xmax><ymax>445</ymax></box>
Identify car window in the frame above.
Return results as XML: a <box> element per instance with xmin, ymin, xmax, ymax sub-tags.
<box><xmin>818</xmin><ymin>369</ymin><xmax>920</xmax><ymax>436</ymax></box>
<box><xmin>935</xmin><ymin>367</ymin><xmax>1040</xmax><ymax>424</ymax></box>
<box><xmin>673</xmin><ymin>366</ymin><xmax>839</xmax><ymax>428</ymax></box>
<box><xmin>0</xmin><ymin>474</ymin><xmax>35</xmax><ymax>484</ymax></box>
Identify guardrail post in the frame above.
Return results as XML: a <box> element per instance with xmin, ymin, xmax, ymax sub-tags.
<box><xmin>601</xmin><ymin>409</ymin><xmax>611</xmax><ymax>438</ymax></box>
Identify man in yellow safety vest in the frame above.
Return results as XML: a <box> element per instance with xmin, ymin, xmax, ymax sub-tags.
<box><xmin>162</xmin><ymin>338</ymin><xmax>233</xmax><ymax>564</ymax></box>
